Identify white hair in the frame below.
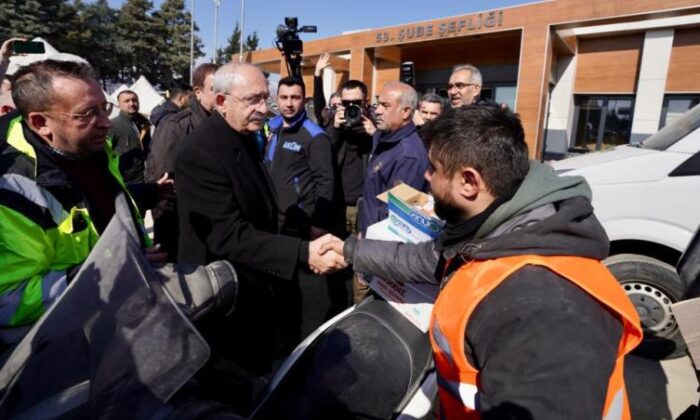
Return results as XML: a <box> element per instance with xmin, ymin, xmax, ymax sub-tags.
<box><xmin>212</xmin><ymin>63</ymin><xmax>257</xmax><ymax>94</ymax></box>
<box><xmin>451</xmin><ymin>64</ymin><xmax>482</xmax><ymax>87</ymax></box>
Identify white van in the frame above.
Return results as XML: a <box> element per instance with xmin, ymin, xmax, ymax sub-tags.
<box><xmin>551</xmin><ymin>104</ymin><xmax>700</xmax><ymax>359</ymax></box>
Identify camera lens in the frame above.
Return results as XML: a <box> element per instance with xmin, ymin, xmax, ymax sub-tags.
<box><xmin>344</xmin><ymin>104</ymin><xmax>362</xmax><ymax>127</ymax></box>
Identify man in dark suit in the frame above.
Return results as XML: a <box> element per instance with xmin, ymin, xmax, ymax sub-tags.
<box><xmin>175</xmin><ymin>63</ymin><xmax>346</xmax><ymax>408</ymax></box>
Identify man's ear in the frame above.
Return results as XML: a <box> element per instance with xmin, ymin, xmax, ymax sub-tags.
<box><xmin>215</xmin><ymin>93</ymin><xmax>227</xmax><ymax>114</ymax></box>
<box><xmin>402</xmin><ymin>106</ymin><xmax>414</xmax><ymax>122</ymax></box>
<box><xmin>0</xmin><ymin>105</ymin><xmax>14</xmax><ymax>115</ymax></box>
<box><xmin>193</xmin><ymin>86</ymin><xmax>203</xmax><ymax>100</ymax></box>
<box><xmin>458</xmin><ymin>167</ymin><xmax>481</xmax><ymax>199</ymax></box>
<box><xmin>26</xmin><ymin>112</ymin><xmax>52</xmax><ymax>138</ymax></box>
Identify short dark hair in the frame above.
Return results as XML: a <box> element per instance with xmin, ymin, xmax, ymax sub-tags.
<box><xmin>278</xmin><ymin>76</ymin><xmax>305</xmax><ymax>97</ymax></box>
<box><xmin>117</xmin><ymin>90</ymin><xmax>137</xmax><ymax>101</ymax></box>
<box><xmin>169</xmin><ymin>85</ymin><xmax>192</xmax><ymax>99</ymax></box>
<box><xmin>424</xmin><ymin>105</ymin><xmax>529</xmax><ymax>197</ymax></box>
<box><xmin>192</xmin><ymin>63</ymin><xmax>219</xmax><ymax>89</ymax></box>
<box><xmin>340</xmin><ymin>79</ymin><xmax>368</xmax><ymax>99</ymax></box>
<box><xmin>11</xmin><ymin>60</ymin><xmax>96</xmax><ymax>118</ymax></box>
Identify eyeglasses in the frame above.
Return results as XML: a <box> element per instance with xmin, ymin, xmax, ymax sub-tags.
<box><xmin>446</xmin><ymin>82</ymin><xmax>477</xmax><ymax>91</ymax></box>
<box><xmin>45</xmin><ymin>102</ymin><xmax>114</xmax><ymax>123</ymax></box>
<box><xmin>224</xmin><ymin>92</ymin><xmax>270</xmax><ymax>107</ymax></box>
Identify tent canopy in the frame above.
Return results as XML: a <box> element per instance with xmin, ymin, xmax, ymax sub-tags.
<box><xmin>129</xmin><ymin>76</ymin><xmax>164</xmax><ymax>116</ymax></box>
<box><xmin>109</xmin><ymin>77</ymin><xmax>164</xmax><ymax>117</ymax></box>
<box><xmin>6</xmin><ymin>38</ymin><xmax>86</xmax><ymax>75</ymax></box>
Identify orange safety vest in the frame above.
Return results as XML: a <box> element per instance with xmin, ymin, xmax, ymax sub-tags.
<box><xmin>429</xmin><ymin>255</ymin><xmax>643</xmax><ymax>420</ymax></box>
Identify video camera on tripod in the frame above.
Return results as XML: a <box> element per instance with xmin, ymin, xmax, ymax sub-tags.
<box><xmin>275</xmin><ymin>17</ymin><xmax>317</xmax><ymax>79</ymax></box>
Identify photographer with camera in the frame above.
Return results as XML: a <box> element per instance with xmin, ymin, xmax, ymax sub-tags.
<box><xmin>327</xmin><ymin>80</ymin><xmax>376</xmax><ymax>237</ymax></box>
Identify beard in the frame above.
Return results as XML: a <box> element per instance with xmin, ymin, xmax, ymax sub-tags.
<box><xmin>433</xmin><ymin>191</ymin><xmax>464</xmax><ymax>224</ymax></box>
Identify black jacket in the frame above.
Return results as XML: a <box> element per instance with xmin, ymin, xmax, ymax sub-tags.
<box><xmin>146</xmin><ymin>98</ymin><xmax>209</xmax><ymax>182</ymax></box>
<box><xmin>108</xmin><ymin>111</ymin><xmax>151</xmax><ymax>183</ymax></box>
<box><xmin>345</xmin><ymin>162</ymin><xmax>624</xmax><ymax>419</ymax></box>
<box><xmin>145</xmin><ymin>98</ymin><xmax>210</xmax><ymax>260</ymax></box>
<box><xmin>149</xmin><ymin>100</ymin><xmax>181</xmax><ymax>127</ymax></box>
<box><xmin>176</xmin><ymin>111</ymin><xmax>309</xmax><ymax>373</ymax></box>
<box><xmin>326</xmin><ymin>123</ymin><xmax>372</xmax><ymax>206</ymax></box>
<box><xmin>264</xmin><ymin>112</ymin><xmax>334</xmax><ymax>236</ymax></box>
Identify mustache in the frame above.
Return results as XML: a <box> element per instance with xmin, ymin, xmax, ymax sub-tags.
<box><xmin>249</xmin><ymin>112</ymin><xmax>265</xmax><ymax>121</ymax></box>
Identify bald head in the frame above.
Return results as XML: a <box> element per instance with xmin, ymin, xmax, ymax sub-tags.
<box><xmin>375</xmin><ymin>81</ymin><xmax>417</xmax><ymax>133</ymax></box>
<box><xmin>384</xmin><ymin>81</ymin><xmax>418</xmax><ymax>109</ymax></box>
<box><xmin>214</xmin><ymin>63</ymin><xmax>269</xmax><ymax>134</ymax></box>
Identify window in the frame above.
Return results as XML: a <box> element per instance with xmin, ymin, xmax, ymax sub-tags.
<box><xmin>572</xmin><ymin>95</ymin><xmax>635</xmax><ymax>152</ymax></box>
<box><xmin>494</xmin><ymin>86</ymin><xmax>517</xmax><ymax>109</ymax></box>
<box><xmin>660</xmin><ymin>95</ymin><xmax>700</xmax><ymax>129</ymax></box>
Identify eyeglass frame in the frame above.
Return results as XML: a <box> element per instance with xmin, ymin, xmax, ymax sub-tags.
<box><xmin>223</xmin><ymin>91</ymin><xmax>270</xmax><ymax>107</ymax></box>
<box><xmin>42</xmin><ymin>102</ymin><xmax>114</xmax><ymax>123</ymax></box>
<box><xmin>446</xmin><ymin>82</ymin><xmax>478</xmax><ymax>91</ymax></box>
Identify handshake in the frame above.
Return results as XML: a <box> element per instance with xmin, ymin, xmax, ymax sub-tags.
<box><xmin>308</xmin><ymin>234</ymin><xmax>348</xmax><ymax>275</ymax></box>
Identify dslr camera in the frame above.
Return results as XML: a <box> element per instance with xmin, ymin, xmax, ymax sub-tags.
<box><xmin>342</xmin><ymin>100</ymin><xmax>367</xmax><ymax>129</ymax></box>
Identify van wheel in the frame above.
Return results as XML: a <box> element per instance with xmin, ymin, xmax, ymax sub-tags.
<box><xmin>604</xmin><ymin>254</ymin><xmax>687</xmax><ymax>360</ymax></box>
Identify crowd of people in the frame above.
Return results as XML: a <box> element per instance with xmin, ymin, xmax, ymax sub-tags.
<box><xmin>0</xmin><ymin>36</ymin><xmax>644</xmax><ymax>418</ymax></box>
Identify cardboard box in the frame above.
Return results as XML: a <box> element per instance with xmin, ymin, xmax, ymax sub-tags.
<box><xmin>378</xmin><ymin>183</ymin><xmax>443</xmax><ymax>243</ymax></box>
<box><xmin>365</xmin><ymin>183</ymin><xmax>444</xmax><ymax>332</ymax></box>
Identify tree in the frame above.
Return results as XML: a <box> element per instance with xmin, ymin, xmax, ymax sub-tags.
<box><xmin>215</xmin><ymin>22</ymin><xmax>259</xmax><ymax>64</ymax></box>
<box><xmin>117</xmin><ymin>0</ymin><xmax>159</xmax><ymax>82</ymax></box>
<box><xmin>0</xmin><ymin>0</ymin><xmax>74</xmax><ymax>43</ymax></box>
<box><xmin>152</xmin><ymin>0</ymin><xmax>204</xmax><ymax>86</ymax></box>
<box><xmin>65</xmin><ymin>0</ymin><xmax>121</xmax><ymax>86</ymax></box>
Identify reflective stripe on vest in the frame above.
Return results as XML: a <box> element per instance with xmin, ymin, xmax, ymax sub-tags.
<box><xmin>0</xmin><ymin>173</ymin><xmax>68</xmax><ymax>226</ymax></box>
<box><xmin>0</xmin><ymin>116</ymin><xmax>145</xmax><ymax>327</ymax></box>
<box><xmin>0</xmin><ymin>271</ymin><xmax>67</xmax><ymax>326</ymax></box>
<box><xmin>429</xmin><ymin>255</ymin><xmax>643</xmax><ymax>420</ymax></box>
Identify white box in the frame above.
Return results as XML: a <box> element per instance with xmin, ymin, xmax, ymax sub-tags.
<box><xmin>365</xmin><ymin>184</ymin><xmax>443</xmax><ymax>332</ymax></box>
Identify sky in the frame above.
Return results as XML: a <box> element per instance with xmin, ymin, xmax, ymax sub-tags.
<box><xmin>104</xmin><ymin>0</ymin><xmax>535</xmax><ymax>62</ymax></box>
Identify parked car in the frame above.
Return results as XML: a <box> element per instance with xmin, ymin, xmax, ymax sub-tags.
<box><xmin>551</xmin><ymin>103</ymin><xmax>700</xmax><ymax>359</ymax></box>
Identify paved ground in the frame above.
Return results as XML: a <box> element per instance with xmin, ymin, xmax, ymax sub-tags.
<box><xmin>627</xmin><ymin>355</ymin><xmax>698</xmax><ymax>419</ymax></box>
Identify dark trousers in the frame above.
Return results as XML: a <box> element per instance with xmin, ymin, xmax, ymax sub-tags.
<box><xmin>153</xmin><ymin>205</ymin><xmax>179</xmax><ymax>262</ymax></box>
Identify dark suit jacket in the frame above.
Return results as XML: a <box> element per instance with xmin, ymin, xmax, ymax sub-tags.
<box><xmin>175</xmin><ymin>111</ymin><xmax>307</xmax><ymax>374</ymax></box>
<box><xmin>109</xmin><ymin>111</ymin><xmax>151</xmax><ymax>183</ymax></box>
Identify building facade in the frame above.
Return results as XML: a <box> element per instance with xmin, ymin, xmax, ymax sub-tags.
<box><xmin>249</xmin><ymin>0</ymin><xmax>700</xmax><ymax>158</ymax></box>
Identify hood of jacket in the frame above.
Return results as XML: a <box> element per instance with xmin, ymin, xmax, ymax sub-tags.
<box><xmin>448</xmin><ymin>161</ymin><xmax>609</xmax><ymax>261</ymax></box>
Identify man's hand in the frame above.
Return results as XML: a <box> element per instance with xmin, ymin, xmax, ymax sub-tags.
<box><xmin>413</xmin><ymin>110</ymin><xmax>424</xmax><ymax>127</ymax></box>
<box><xmin>156</xmin><ymin>172</ymin><xmax>175</xmax><ymax>201</ymax></box>
<box><xmin>333</xmin><ymin>105</ymin><xmax>346</xmax><ymax>128</ymax></box>
<box><xmin>318</xmin><ymin>236</ymin><xmax>344</xmax><ymax>257</ymax></box>
<box><xmin>360</xmin><ymin>114</ymin><xmax>377</xmax><ymax>136</ymax></box>
<box><xmin>145</xmin><ymin>243</ymin><xmax>168</xmax><ymax>263</ymax></box>
<box><xmin>315</xmin><ymin>52</ymin><xmax>332</xmax><ymax>76</ymax></box>
<box><xmin>1</xmin><ymin>38</ymin><xmax>26</xmax><ymax>60</ymax></box>
<box><xmin>309</xmin><ymin>234</ymin><xmax>347</xmax><ymax>275</ymax></box>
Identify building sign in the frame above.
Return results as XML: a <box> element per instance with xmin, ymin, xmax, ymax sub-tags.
<box><xmin>375</xmin><ymin>10</ymin><xmax>504</xmax><ymax>44</ymax></box>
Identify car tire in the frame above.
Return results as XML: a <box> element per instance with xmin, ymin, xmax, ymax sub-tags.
<box><xmin>604</xmin><ymin>253</ymin><xmax>687</xmax><ymax>360</ymax></box>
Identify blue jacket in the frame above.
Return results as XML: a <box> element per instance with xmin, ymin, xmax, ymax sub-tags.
<box><xmin>265</xmin><ymin>111</ymin><xmax>335</xmax><ymax>236</ymax></box>
<box><xmin>359</xmin><ymin>122</ymin><xmax>428</xmax><ymax>234</ymax></box>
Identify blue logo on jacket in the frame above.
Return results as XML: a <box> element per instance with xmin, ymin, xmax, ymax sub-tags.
<box><xmin>282</xmin><ymin>141</ymin><xmax>302</xmax><ymax>152</ymax></box>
